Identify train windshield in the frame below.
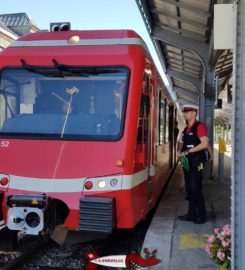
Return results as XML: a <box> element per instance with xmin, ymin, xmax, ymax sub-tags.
<box><xmin>0</xmin><ymin>66</ymin><xmax>129</xmax><ymax>140</ymax></box>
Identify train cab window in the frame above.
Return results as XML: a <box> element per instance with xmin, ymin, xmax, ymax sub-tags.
<box><xmin>0</xmin><ymin>86</ymin><xmax>17</xmax><ymax>129</ymax></box>
<box><xmin>0</xmin><ymin>67</ymin><xmax>129</xmax><ymax>141</ymax></box>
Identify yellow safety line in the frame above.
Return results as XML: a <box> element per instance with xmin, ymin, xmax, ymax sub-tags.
<box><xmin>179</xmin><ymin>234</ymin><xmax>209</xmax><ymax>249</ymax></box>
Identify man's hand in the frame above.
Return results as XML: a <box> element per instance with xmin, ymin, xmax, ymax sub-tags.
<box><xmin>177</xmin><ymin>151</ymin><xmax>186</xmax><ymax>158</ymax></box>
<box><xmin>209</xmin><ymin>153</ymin><xmax>214</xmax><ymax>162</ymax></box>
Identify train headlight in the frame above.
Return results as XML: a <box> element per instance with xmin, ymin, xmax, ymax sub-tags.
<box><xmin>110</xmin><ymin>178</ymin><xmax>118</xmax><ymax>186</ymax></box>
<box><xmin>68</xmin><ymin>35</ymin><xmax>80</xmax><ymax>44</ymax></box>
<box><xmin>98</xmin><ymin>180</ymin><xmax>106</xmax><ymax>189</ymax></box>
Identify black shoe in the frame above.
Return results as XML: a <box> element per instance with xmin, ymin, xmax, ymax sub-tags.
<box><xmin>193</xmin><ymin>217</ymin><xmax>206</xmax><ymax>224</ymax></box>
<box><xmin>178</xmin><ymin>214</ymin><xmax>196</xmax><ymax>222</ymax></box>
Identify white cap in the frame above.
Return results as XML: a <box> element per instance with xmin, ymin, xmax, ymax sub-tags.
<box><xmin>181</xmin><ymin>104</ymin><xmax>199</xmax><ymax>112</ymax></box>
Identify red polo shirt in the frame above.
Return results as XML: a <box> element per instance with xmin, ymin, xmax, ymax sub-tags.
<box><xmin>178</xmin><ymin>121</ymin><xmax>208</xmax><ymax>143</ymax></box>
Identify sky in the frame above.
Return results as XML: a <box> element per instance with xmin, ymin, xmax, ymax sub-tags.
<box><xmin>1</xmin><ymin>0</ymin><xmax>175</xmax><ymax>100</ymax></box>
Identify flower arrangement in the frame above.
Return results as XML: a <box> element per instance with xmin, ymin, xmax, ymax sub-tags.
<box><xmin>205</xmin><ymin>224</ymin><xmax>231</xmax><ymax>270</ymax></box>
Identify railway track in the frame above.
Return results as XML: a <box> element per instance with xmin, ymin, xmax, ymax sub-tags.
<box><xmin>2</xmin><ymin>219</ymin><xmax>148</xmax><ymax>270</ymax></box>
<box><xmin>0</xmin><ymin>238</ymin><xmax>50</xmax><ymax>270</ymax></box>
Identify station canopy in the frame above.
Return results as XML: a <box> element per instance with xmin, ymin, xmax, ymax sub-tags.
<box><xmin>136</xmin><ymin>0</ymin><xmax>233</xmax><ymax>125</ymax></box>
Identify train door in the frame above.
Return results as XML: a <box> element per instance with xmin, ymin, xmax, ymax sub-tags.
<box><xmin>173</xmin><ymin>108</ymin><xmax>178</xmax><ymax>165</ymax></box>
<box><xmin>135</xmin><ymin>74</ymin><xmax>153</xmax><ymax>206</ymax></box>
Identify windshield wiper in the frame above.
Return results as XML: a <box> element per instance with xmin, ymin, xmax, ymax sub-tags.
<box><xmin>52</xmin><ymin>59</ymin><xmax>89</xmax><ymax>77</ymax></box>
<box><xmin>52</xmin><ymin>59</ymin><xmax>123</xmax><ymax>75</ymax></box>
<box><xmin>21</xmin><ymin>58</ymin><xmax>124</xmax><ymax>77</ymax></box>
<box><xmin>21</xmin><ymin>59</ymin><xmax>65</xmax><ymax>77</ymax></box>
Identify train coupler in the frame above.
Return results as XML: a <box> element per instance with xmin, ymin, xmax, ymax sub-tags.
<box><xmin>6</xmin><ymin>194</ymin><xmax>48</xmax><ymax>235</ymax></box>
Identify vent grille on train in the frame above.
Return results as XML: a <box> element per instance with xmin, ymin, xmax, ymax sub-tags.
<box><xmin>79</xmin><ymin>197</ymin><xmax>115</xmax><ymax>233</ymax></box>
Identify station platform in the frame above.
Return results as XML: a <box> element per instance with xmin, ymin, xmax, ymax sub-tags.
<box><xmin>141</xmin><ymin>145</ymin><xmax>231</xmax><ymax>270</ymax></box>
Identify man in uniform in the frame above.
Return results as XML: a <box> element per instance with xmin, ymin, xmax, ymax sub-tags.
<box><xmin>177</xmin><ymin>104</ymin><xmax>209</xmax><ymax>224</ymax></box>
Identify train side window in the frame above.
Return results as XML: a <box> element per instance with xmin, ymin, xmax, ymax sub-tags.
<box><xmin>164</xmin><ymin>100</ymin><xmax>169</xmax><ymax>144</ymax></box>
<box><xmin>137</xmin><ymin>94</ymin><xmax>150</xmax><ymax>143</ymax></box>
<box><xmin>158</xmin><ymin>91</ymin><xmax>165</xmax><ymax>145</ymax></box>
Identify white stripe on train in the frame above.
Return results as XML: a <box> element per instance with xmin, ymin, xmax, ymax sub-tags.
<box><xmin>6</xmin><ymin>167</ymin><xmax>154</xmax><ymax>193</ymax></box>
<box><xmin>10</xmin><ymin>37</ymin><xmax>147</xmax><ymax>50</ymax></box>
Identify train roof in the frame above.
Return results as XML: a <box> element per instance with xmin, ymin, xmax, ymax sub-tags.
<box><xmin>3</xmin><ymin>29</ymin><xmax>148</xmax><ymax>53</ymax></box>
<box><xmin>15</xmin><ymin>29</ymin><xmax>142</xmax><ymax>41</ymax></box>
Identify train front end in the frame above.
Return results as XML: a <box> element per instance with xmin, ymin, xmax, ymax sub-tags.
<box><xmin>0</xmin><ymin>29</ymin><xmax>148</xmax><ymax>238</ymax></box>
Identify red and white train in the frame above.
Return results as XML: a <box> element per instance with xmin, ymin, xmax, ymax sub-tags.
<box><xmin>0</xmin><ymin>26</ymin><xmax>177</xmax><ymax>243</ymax></box>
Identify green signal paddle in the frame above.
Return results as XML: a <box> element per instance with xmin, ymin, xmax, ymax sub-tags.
<box><xmin>180</xmin><ymin>156</ymin><xmax>189</xmax><ymax>172</ymax></box>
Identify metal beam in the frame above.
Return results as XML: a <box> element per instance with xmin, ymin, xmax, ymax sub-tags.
<box><xmin>216</xmin><ymin>67</ymin><xmax>232</xmax><ymax>78</ymax></box>
<box><xmin>216</xmin><ymin>60</ymin><xmax>233</xmax><ymax>68</ymax></box>
<box><xmin>209</xmin><ymin>48</ymin><xmax>223</xmax><ymax>67</ymax></box>
<box><xmin>232</xmin><ymin>1</ymin><xmax>245</xmax><ymax>269</ymax></box>
<box><xmin>165</xmin><ymin>47</ymin><xmax>199</xmax><ymax>59</ymax></box>
<box><xmin>150</xmin><ymin>9</ymin><xmax>208</xmax><ymax>30</ymax></box>
<box><xmin>152</xmin><ymin>25</ymin><xmax>209</xmax><ymax>63</ymax></box>
<box><xmin>215</xmin><ymin>50</ymin><xmax>231</xmax><ymax>71</ymax></box>
<box><xmin>154</xmin><ymin>21</ymin><xmax>206</xmax><ymax>41</ymax></box>
<box><xmin>169</xmin><ymin>64</ymin><xmax>201</xmax><ymax>77</ymax></box>
<box><xmin>217</xmin><ymin>52</ymin><xmax>233</xmax><ymax>62</ymax></box>
<box><xmin>174</xmin><ymin>87</ymin><xmax>198</xmax><ymax>103</ymax></box>
<box><xmin>166</xmin><ymin>55</ymin><xmax>202</xmax><ymax>68</ymax></box>
<box><xmin>167</xmin><ymin>67</ymin><xmax>201</xmax><ymax>90</ymax></box>
<box><xmin>176</xmin><ymin>97</ymin><xmax>196</xmax><ymax>105</ymax></box>
<box><xmin>135</xmin><ymin>0</ymin><xmax>168</xmax><ymax>72</ymax></box>
<box><xmin>135</xmin><ymin>0</ymin><xmax>152</xmax><ymax>33</ymax></box>
<box><xmin>168</xmin><ymin>59</ymin><xmax>201</xmax><ymax>71</ymax></box>
<box><xmin>153</xmin><ymin>39</ymin><xmax>167</xmax><ymax>72</ymax></box>
<box><xmin>152</xmin><ymin>0</ymin><xmax>211</xmax><ymax>17</ymax></box>
<box><xmin>152</xmin><ymin>22</ymin><xmax>215</xmax><ymax>132</ymax></box>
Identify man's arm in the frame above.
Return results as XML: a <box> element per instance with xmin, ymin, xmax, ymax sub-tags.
<box><xmin>177</xmin><ymin>142</ymin><xmax>183</xmax><ymax>158</ymax></box>
<box><xmin>189</xmin><ymin>136</ymin><xmax>209</xmax><ymax>153</ymax></box>
<box><xmin>177</xmin><ymin>132</ymin><xmax>183</xmax><ymax>158</ymax></box>
<box><xmin>207</xmin><ymin>142</ymin><xmax>214</xmax><ymax>161</ymax></box>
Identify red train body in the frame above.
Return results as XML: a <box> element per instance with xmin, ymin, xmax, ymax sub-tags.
<box><xmin>0</xmin><ymin>29</ymin><xmax>176</xmax><ymax>237</ymax></box>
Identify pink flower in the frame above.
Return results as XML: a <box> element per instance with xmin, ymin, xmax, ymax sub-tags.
<box><xmin>208</xmin><ymin>235</ymin><xmax>216</xmax><ymax>243</ymax></box>
<box><xmin>217</xmin><ymin>251</ymin><xmax>225</xmax><ymax>261</ymax></box>
<box><xmin>214</xmin><ymin>228</ymin><xmax>220</xmax><ymax>234</ymax></box>
<box><xmin>206</xmin><ymin>225</ymin><xmax>232</xmax><ymax>267</ymax></box>
<box><xmin>219</xmin><ymin>235</ymin><xmax>225</xmax><ymax>241</ymax></box>
<box><xmin>205</xmin><ymin>244</ymin><xmax>211</xmax><ymax>254</ymax></box>
<box><xmin>223</xmin><ymin>224</ymin><xmax>231</xmax><ymax>236</ymax></box>
<box><xmin>222</xmin><ymin>240</ymin><xmax>229</xmax><ymax>247</ymax></box>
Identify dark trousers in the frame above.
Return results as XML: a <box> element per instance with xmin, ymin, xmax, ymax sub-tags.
<box><xmin>183</xmin><ymin>157</ymin><xmax>206</xmax><ymax>218</ymax></box>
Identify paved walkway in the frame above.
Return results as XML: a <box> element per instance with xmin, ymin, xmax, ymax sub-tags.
<box><xmin>141</xmin><ymin>147</ymin><xmax>231</xmax><ymax>270</ymax></box>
